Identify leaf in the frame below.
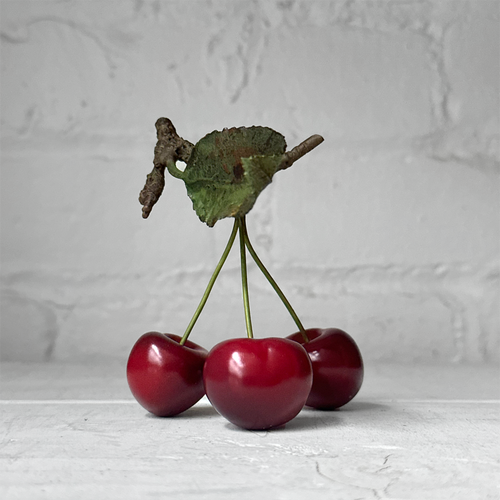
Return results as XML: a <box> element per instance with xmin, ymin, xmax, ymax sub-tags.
<box><xmin>177</xmin><ymin>126</ymin><xmax>287</xmax><ymax>226</ymax></box>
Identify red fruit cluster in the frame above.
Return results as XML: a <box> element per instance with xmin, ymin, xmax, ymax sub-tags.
<box><xmin>126</xmin><ymin>328</ymin><xmax>363</xmax><ymax>430</ymax></box>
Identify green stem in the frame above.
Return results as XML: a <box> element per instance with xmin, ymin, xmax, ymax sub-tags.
<box><xmin>180</xmin><ymin>219</ymin><xmax>238</xmax><ymax>345</ymax></box>
<box><xmin>240</xmin><ymin>217</ymin><xmax>309</xmax><ymax>343</ymax></box>
<box><xmin>238</xmin><ymin>217</ymin><xmax>254</xmax><ymax>339</ymax></box>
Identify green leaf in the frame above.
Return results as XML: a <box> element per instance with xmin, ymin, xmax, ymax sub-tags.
<box><xmin>177</xmin><ymin>126</ymin><xmax>287</xmax><ymax>226</ymax></box>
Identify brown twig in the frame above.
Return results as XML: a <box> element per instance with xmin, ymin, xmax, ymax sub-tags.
<box><xmin>138</xmin><ymin>118</ymin><xmax>194</xmax><ymax>219</ymax></box>
<box><xmin>279</xmin><ymin>134</ymin><xmax>324</xmax><ymax>171</ymax></box>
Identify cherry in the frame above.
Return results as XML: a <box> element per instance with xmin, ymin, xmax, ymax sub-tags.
<box><xmin>203</xmin><ymin>337</ymin><xmax>313</xmax><ymax>430</ymax></box>
<box><xmin>127</xmin><ymin>332</ymin><xmax>208</xmax><ymax>417</ymax></box>
<box><xmin>287</xmin><ymin>328</ymin><xmax>363</xmax><ymax>410</ymax></box>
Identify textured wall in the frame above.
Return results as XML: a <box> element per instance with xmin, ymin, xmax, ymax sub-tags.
<box><xmin>1</xmin><ymin>0</ymin><xmax>498</xmax><ymax>363</ymax></box>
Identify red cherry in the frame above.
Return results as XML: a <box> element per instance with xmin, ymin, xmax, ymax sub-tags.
<box><xmin>203</xmin><ymin>337</ymin><xmax>313</xmax><ymax>430</ymax></box>
<box><xmin>287</xmin><ymin>328</ymin><xmax>363</xmax><ymax>410</ymax></box>
<box><xmin>127</xmin><ymin>332</ymin><xmax>208</xmax><ymax>417</ymax></box>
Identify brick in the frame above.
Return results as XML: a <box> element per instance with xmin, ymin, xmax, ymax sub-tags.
<box><xmin>0</xmin><ymin>291</ymin><xmax>58</xmax><ymax>361</ymax></box>
<box><xmin>272</xmin><ymin>150</ymin><xmax>500</xmax><ymax>267</ymax></box>
<box><xmin>250</xmin><ymin>25</ymin><xmax>434</xmax><ymax>142</ymax></box>
<box><xmin>445</xmin><ymin>3</ymin><xmax>499</xmax><ymax>130</ymax></box>
<box><xmin>428</xmin><ymin>1</ymin><xmax>500</xmax><ymax>167</ymax></box>
<box><xmin>0</xmin><ymin>139</ymin><xmax>217</xmax><ymax>275</ymax></box>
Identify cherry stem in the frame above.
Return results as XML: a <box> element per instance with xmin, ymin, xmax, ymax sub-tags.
<box><xmin>240</xmin><ymin>217</ymin><xmax>309</xmax><ymax>343</ymax></box>
<box><xmin>238</xmin><ymin>217</ymin><xmax>254</xmax><ymax>339</ymax></box>
<box><xmin>180</xmin><ymin>219</ymin><xmax>239</xmax><ymax>345</ymax></box>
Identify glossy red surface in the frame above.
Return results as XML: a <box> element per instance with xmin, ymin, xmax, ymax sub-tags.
<box><xmin>287</xmin><ymin>328</ymin><xmax>364</xmax><ymax>409</ymax></box>
<box><xmin>126</xmin><ymin>332</ymin><xmax>208</xmax><ymax>417</ymax></box>
<box><xmin>203</xmin><ymin>337</ymin><xmax>313</xmax><ymax>430</ymax></box>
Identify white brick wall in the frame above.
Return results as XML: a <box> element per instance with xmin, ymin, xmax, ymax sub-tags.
<box><xmin>1</xmin><ymin>0</ymin><xmax>498</xmax><ymax>363</ymax></box>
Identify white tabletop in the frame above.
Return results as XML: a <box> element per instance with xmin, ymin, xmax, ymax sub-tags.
<box><xmin>1</xmin><ymin>362</ymin><xmax>498</xmax><ymax>499</ymax></box>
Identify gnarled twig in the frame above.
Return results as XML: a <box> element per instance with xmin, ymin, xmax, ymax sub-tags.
<box><xmin>139</xmin><ymin>118</ymin><xmax>194</xmax><ymax>218</ymax></box>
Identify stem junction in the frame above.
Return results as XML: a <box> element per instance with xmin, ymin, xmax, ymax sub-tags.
<box><xmin>180</xmin><ymin>216</ymin><xmax>308</xmax><ymax>344</ymax></box>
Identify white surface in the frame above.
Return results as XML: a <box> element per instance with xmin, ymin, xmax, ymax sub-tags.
<box><xmin>0</xmin><ymin>362</ymin><xmax>499</xmax><ymax>499</ymax></box>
